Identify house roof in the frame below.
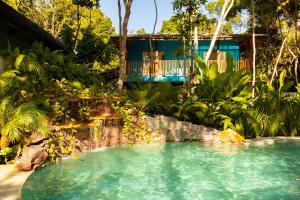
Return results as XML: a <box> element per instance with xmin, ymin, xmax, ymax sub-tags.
<box><xmin>0</xmin><ymin>1</ymin><xmax>66</xmax><ymax>50</ymax></box>
<box><xmin>111</xmin><ymin>33</ymin><xmax>267</xmax><ymax>42</ymax></box>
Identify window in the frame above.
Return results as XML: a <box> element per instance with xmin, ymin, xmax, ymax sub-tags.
<box><xmin>204</xmin><ymin>51</ymin><xmax>226</xmax><ymax>61</ymax></box>
<box><xmin>142</xmin><ymin>52</ymin><xmax>164</xmax><ymax>61</ymax></box>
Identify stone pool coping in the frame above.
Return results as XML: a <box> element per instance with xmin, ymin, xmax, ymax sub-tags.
<box><xmin>244</xmin><ymin>136</ymin><xmax>300</xmax><ymax>146</ymax></box>
<box><xmin>1</xmin><ymin>136</ymin><xmax>299</xmax><ymax>200</ymax></box>
<box><xmin>0</xmin><ymin>164</ymin><xmax>33</xmax><ymax>200</ymax></box>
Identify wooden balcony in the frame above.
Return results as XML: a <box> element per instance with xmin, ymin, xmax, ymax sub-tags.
<box><xmin>126</xmin><ymin>59</ymin><xmax>250</xmax><ymax>81</ymax></box>
<box><xmin>206</xmin><ymin>60</ymin><xmax>250</xmax><ymax>73</ymax></box>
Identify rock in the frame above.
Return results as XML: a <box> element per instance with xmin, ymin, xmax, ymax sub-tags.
<box><xmin>146</xmin><ymin>115</ymin><xmax>222</xmax><ymax>143</ymax></box>
<box><xmin>27</xmin><ymin>132</ymin><xmax>48</xmax><ymax>146</ymax></box>
<box><xmin>15</xmin><ymin>145</ymin><xmax>48</xmax><ymax>171</ymax></box>
<box><xmin>219</xmin><ymin>129</ymin><xmax>244</xmax><ymax>143</ymax></box>
<box><xmin>73</xmin><ymin>145</ymin><xmax>82</xmax><ymax>154</ymax></box>
<box><xmin>71</xmin><ymin>146</ymin><xmax>81</xmax><ymax>158</ymax></box>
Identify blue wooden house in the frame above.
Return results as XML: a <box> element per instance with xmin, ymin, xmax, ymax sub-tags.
<box><xmin>112</xmin><ymin>34</ymin><xmax>265</xmax><ymax>82</ymax></box>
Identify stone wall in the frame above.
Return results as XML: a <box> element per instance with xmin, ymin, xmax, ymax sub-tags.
<box><xmin>50</xmin><ymin>115</ymin><xmax>222</xmax><ymax>154</ymax></box>
<box><xmin>146</xmin><ymin>115</ymin><xmax>221</xmax><ymax>143</ymax></box>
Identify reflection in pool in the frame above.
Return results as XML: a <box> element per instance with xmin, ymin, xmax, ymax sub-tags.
<box><xmin>22</xmin><ymin>140</ymin><xmax>300</xmax><ymax>200</ymax></box>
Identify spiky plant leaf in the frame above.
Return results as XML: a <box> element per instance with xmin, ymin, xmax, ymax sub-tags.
<box><xmin>279</xmin><ymin>69</ymin><xmax>286</xmax><ymax>92</ymax></box>
<box><xmin>208</xmin><ymin>62</ymin><xmax>218</xmax><ymax>81</ymax></box>
<box><xmin>15</xmin><ymin>54</ymin><xmax>25</xmax><ymax>69</ymax></box>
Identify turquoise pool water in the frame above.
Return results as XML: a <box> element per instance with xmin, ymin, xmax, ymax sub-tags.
<box><xmin>22</xmin><ymin>141</ymin><xmax>300</xmax><ymax>200</ymax></box>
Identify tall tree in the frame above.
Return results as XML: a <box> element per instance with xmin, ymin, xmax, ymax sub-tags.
<box><xmin>4</xmin><ymin>0</ymin><xmax>117</xmax><ymax>69</ymax></box>
<box><xmin>172</xmin><ymin>0</ymin><xmax>207</xmax><ymax>84</ymax></box>
<box><xmin>117</xmin><ymin>0</ymin><xmax>133</xmax><ymax>90</ymax></box>
<box><xmin>136</xmin><ymin>28</ymin><xmax>147</xmax><ymax>34</ymax></box>
<box><xmin>251</xmin><ymin>0</ymin><xmax>256</xmax><ymax>98</ymax></box>
<box><xmin>233</xmin><ymin>0</ymin><xmax>299</xmax><ymax>83</ymax></box>
<box><xmin>205</xmin><ymin>0</ymin><xmax>235</xmax><ymax>63</ymax></box>
<box><xmin>149</xmin><ymin>0</ymin><xmax>158</xmax><ymax>81</ymax></box>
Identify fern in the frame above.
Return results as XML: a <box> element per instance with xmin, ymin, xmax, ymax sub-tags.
<box><xmin>2</xmin><ymin>102</ymin><xmax>49</xmax><ymax>143</ymax></box>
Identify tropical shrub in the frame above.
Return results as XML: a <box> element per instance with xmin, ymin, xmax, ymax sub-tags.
<box><xmin>112</xmin><ymin>95</ymin><xmax>149</xmax><ymax>142</ymax></box>
<box><xmin>46</xmin><ymin>130</ymin><xmax>77</xmax><ymax>163</ymax></box>
<box><xmin>0</xmin><ymin>42</ymin><xmax>107</xmax><ymax>163</ymax></box>
<box><xmin>172</xmin><ymin>56</ymin><xmax>254</xmax><ymax>137</ymax></box>
<box><xmin>171</xmin><ymin>56</ymin><xmax>300</xmax><ymax>137</ymax></box>
<box><xmin>252</xmin><ymin>71</ymin><xmax>300</xmax><ymax>136</ymax></box>
<box><xmin>126</xmin><ymin>82</ymin><xmax>180</xmax><ymax>115</ymax></box>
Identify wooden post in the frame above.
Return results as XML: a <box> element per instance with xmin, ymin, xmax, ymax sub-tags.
<box><xmin>183</xmin><ymin>37</ymin><xmax>187</xmax><ymax>85</ymax></box>
<box><xmin>188</xmin><ymin>34</ymin><xmax>192</xmax><ymax>84</ymax></box>
<box><xmin>155</xmin><ymin>51</ymin><xmax>159</xmax><ymax>81</ymax></box>
<box><xmin>194</xmin><ymin>26</ymin><xmax>198</xmax><ymax>55</ymax></box>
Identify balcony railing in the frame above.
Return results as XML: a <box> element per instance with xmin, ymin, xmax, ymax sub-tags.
<box><xmin>127</xmin><ymin>59</ymin><xmax>250</xmax><ymax>77</ymax></box>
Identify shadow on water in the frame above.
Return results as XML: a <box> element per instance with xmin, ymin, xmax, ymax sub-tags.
<box><xmin>161</xmin><ymin>143</ymin><xmax>185</xmax><ymax>200</ymax></box>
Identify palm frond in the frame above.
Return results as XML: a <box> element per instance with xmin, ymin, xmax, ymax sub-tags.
<box><xmin>2</xmin><ymin>103</ymin><xmax>49</xmax><ymax>143</ymax></box>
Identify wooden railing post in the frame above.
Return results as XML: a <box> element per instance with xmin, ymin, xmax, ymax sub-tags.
<box><xmin>126</xmin><ymin>59</ymin><xmax>250</xmax><ymax>80</ymax></box>
<box><xmin>155</xmin><ymin>51</ymin><xmax>159</xmax><ymax>80</ymax></box>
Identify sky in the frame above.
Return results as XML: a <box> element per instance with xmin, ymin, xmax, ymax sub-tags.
<box><xmin>99</xmin><ymin>0</ymin><xmax>174</xmax><ymax>33</ymax></box>
<box><xmin>99</xmin><ymin>0</ymin><xmax>248</xmax><ymax>34</ymax></box>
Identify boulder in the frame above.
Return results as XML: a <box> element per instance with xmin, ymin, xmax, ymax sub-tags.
<box><xmin>27</xmin><ymin>132</ymin><xmax>48</xmax><ymax>146</ymax></box>
<box><xmin>219</xmin><ymin>129</ymin><xmax>244</xmax><ymax>143</ymax></box>
<box><xmin>15</xmin><ymin>145</ymin><xmax>48</xmax><ymax>171</ymax></box>
<box><xmin>146</xmin><ymin>115</ymin><xmax>222</xmax><ymax>143</ymax></box>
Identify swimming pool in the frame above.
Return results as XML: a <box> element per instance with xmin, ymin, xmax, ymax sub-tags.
<box><xmin>22</xmin><ymin>140</ymin><xmax>300</xmax><ymax>199</ymax></box>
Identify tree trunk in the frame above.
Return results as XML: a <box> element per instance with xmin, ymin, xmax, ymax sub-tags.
<box><xmin>251</xmin><ymin>0</ymin><xmax>256</xmax><ymax>98</ymax></box>
<box><xmin>73</xmin><ymin>4</ymin><xmax>81</xmax><ymax>53</ymax></box>
<box><xmin>194</xmin><ymin>26</ymin><xmax>198</xmax><ymax>55</ymax></box>
<box><xmin>117</xmin><ymin>0</ymin><xmax>133</xmax><ymax>90</ymax></box>
<box><xmin>118</xmin><ymin>0</ymin><xmax>123</xmax><ymax>71</ymax></box>
<box><xmin>266</xmin><ymin>24</ymin><xmax>270</xmax><ymax>73</ymax></box>
<box><xmin>188</xmin><ymin>34</ymin><xmax>192</xmax><ymax>84</ymax></box>
<box><xmin>271</xmin><ymin>37</ymin><xmax>287</xmax><ymax>84</ymax></box>
<box><xmin>205</xmin><ymin>0</ymin><xmax>234</xmax><ymax>63</ymax></box>
<box><xmin>149</xmin><ymin>0</ymin><xmax>158</xmax><ymax>82</ymax></box>
<box><xmin>288</xmin><ymin>47</ymin><xmax>299</xmax><ymax>84</ymax></box>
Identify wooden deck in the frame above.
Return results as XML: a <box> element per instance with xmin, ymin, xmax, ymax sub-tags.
<box><xmin>126</xmin><ymin>59</ymin><xmax>250</xmax><ymax>81</ymax></box>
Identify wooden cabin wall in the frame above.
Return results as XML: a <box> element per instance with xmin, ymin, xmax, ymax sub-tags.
<box><xmin>127</xmin><ymin>40</ymin><xmax>240</xmax><ymax>61</ymax></box>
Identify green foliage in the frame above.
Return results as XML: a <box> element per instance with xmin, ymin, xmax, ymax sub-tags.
<box><xmin>171</xmin><ymin>56</ymin><xmax>299</xmax><ymax>137</ymax></box>
<box><xmin>160</xmin><ymin>16</ymin><xmax>180</xmax><ymax>33</ymax></box>
<box><xmin>51</xmin><ymin>97</ymin><xmax>71</xmax><ymax>123</ymax></box>
<box><xmin>47</xmin><ymin>130</ymin><xmax>77</xmax><ymax>162</ymax></box>
<box><xmin>0</xmin><ymin>97</ymin><xmax>49</xmax><ymax>163</ymax></box>
<box><xmin>170</xmin><ymin>0</ymin><xmax>207</xmax><ymax>38</ymax></box>
<box><xmin>0</xmin><ymin>42</ymin><xmax>107</xmax><ymax>163</ymax></box>
<box><xmin>4</xmin><ymin>0</ymin><xmax>117</xmax><ymax>69</ymax></box>
<box><xmin>76</xmin><ymin>29</ymin><xmax>118</xmax><ymax>68</ymax></box>
<box><xmin>136</xmin><ymin>28</ymin><xmax>147</xmax><ymax>34</ymax></box>
<box><xmin>72</xmin><ymin>0</ymin><xmax>98</xmax><ymax>7</ymax></box>
<box><xmin>161</xmin><ymin>0</ymin><xmax>239</xmax><ymax>34</ymax></box>
<box><xmin>252</xmin><ymin>70</ymin><xmax>300</xmax><ymax>136</ymax></box>
<box><xmin>127</xmin><ymin>82</ymin><xmax>180</xmax><ymax>115</ymax></box>
<box><xmin>112</xmin><ymin>99</ymin><xmax>149</xmax><ymax>142</ymax></box>
<box><xmin>0</xmin><ymin>97</ymin><xmax>49</xmax><ymax>141</ymax></box>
